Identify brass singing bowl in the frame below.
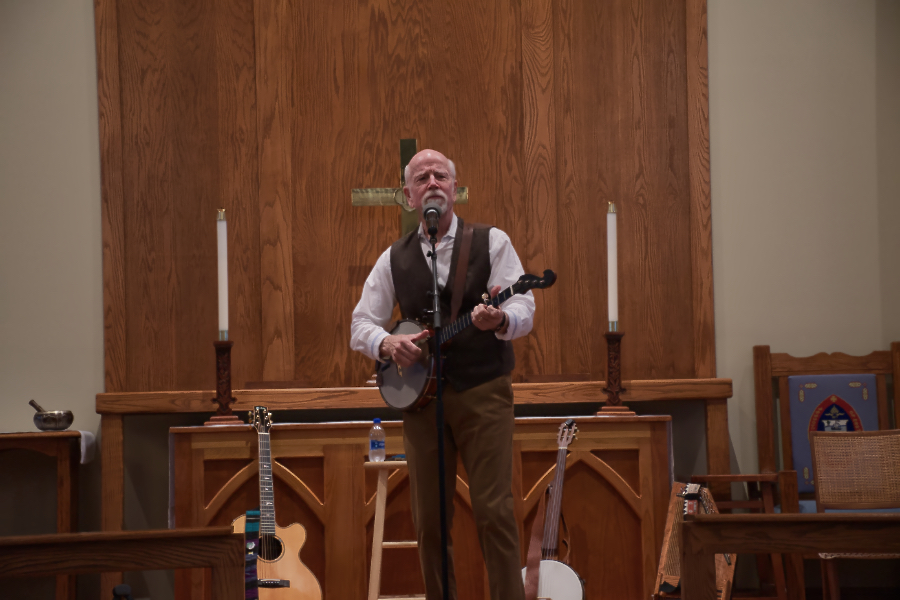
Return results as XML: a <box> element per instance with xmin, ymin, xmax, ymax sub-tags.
<box><xmin>33</xmin><ymin>410</ymin><xmax>74</xmax><ymax>431</ymax></box>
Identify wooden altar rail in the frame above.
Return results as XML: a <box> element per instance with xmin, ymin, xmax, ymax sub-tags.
<box><xmin>0</xmin><ymin>527</ymin><xmax>243</xmax><ymax>599</ymax></box>
<box><xmin>681</xmin><ymin>514</ymin><xmax>900</xmax><ymax>600</ymax></box>
<box><xmin>96</xmin><ymin>378</ymin><xmax>731</xmax><ymax>591</ymax></box>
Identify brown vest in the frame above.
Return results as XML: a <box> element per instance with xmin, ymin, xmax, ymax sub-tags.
<box><xmin>389</xmin><ymin>218</ymin><xmax>515</xmax><ymax>392</ymax></box>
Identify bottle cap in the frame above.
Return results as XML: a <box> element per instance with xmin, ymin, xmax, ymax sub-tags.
<box><xmin>373</xmin><ymin>418</ymin><xmax>381</xmax><ymax>424</ymax></box>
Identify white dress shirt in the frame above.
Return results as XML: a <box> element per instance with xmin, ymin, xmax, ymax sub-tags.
<box><xmin>350</xmin><ymin>213</ymin><xmax>535</xmax><ymax>361</ymax></box>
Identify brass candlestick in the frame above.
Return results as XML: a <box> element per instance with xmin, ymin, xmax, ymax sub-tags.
<box><xmin>205</xmin><ymin>334</ymin><xmax>242</xmax><ymax>425</ymax></box>
<box><xmin>598</xmin><ymin>324</ymin><xmax>634</xmax><ymax>415</ymax></box>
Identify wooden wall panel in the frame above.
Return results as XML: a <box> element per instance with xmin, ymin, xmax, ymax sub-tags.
<box><xmin>521</xmin><ymin>0</ymin><xmax>563</xmax><ymax>378</ymax></box>
<box><xmin>686</xmin><ymin>0</ymin><xmax>716</xmax><ymax>378</ymax></box>
<box><xmin>95</xmin><ymin>0</ymin><xmax>126</xmax><ymax>393</ymax></box>
<box><xmin>256</xmin><ymin>0</ymin><xmax>295</xmax><ymax>382</ymax></box>
<box><xmin>218</xmin><ymin>0</ymin><xmax>263</xmax><ymax>388</ymax></box>
<box><xmin>612</xmin><ymin>0</ymin><xmax>694</xmax><ymax>380</ymax></box>
<box><xmin>120</xmin><ymin>0</ymin><xmax>178</xmax><ymax>391</ymax></box>
<box><xmin>170</xmin><ymin>0</ymin><xmax>221</xmax><ymax>392</ymax></box>
<box><xmin>292</xmin><ymin>0</ymin><xmax>527</xmax><ymax>386</ymax></box>
<box><xmin>97</xmin><ymin>0</ymin><xmax>713</xmax><ymax>391</ymax></box>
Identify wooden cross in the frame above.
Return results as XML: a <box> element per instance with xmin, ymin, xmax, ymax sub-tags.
<box><xmin>351</xmin><ymin>139</ymin><xmax>468</xmax><ymax>237</ymax></box>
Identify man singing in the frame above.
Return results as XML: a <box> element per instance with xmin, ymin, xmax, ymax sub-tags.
<box><xmin>350</xmin><ymin>149</ymin><xmax>535</xmax><ymax>600</ymax></box>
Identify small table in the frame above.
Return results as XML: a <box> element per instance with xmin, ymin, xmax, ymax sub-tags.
<box><xmin>0</xmin><ymin>431</ymin><xmax>82</xmax><ymax>600</ymax></box>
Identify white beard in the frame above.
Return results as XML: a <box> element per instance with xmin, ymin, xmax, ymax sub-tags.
<box><xmin>422</xmin><ymin>190</ymin><xmax>449</xmax><ymax>211</ymax></box>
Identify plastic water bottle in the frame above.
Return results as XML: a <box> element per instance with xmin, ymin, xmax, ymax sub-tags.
<box><xmin>369</xmin><ymin>418</ymin><xmax>386</xmax><ymax>462</ymax></box>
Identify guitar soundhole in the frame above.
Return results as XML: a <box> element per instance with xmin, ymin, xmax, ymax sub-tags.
<box><xmin>258</xmin><ymin>534</ymin><xmax>284</xmax><ymax>561</ymax></box>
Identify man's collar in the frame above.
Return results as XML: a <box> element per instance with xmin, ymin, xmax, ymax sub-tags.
<box><xmin>417</xmin><ymin>212</ymin><xmax>458</xmax><ymax>242</ymax></box>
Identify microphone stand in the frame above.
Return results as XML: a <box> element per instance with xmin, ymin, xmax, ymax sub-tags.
<box><xmin>426</xmin><ymin>219</ymin><xmax>451</xmax><ymax>600</ymax></box>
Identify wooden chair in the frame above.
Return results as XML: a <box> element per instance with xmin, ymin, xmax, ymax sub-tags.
<box><xmin>753</xmin><ymin>343</ymin><xmax>900</xmax><ymax>477</ymax></box>
<box><xmin>810</xmin><ymin>430</ymin><xmax>900</xmax><ymax>600</ymax></box>
<box><xmin>690</xmin><ymin>472</ymin><xmax>801</xmax><ymax>600</ymax></box>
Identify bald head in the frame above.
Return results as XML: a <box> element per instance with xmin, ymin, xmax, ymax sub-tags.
<box><xmin>404</xmin><ymin>150</ymin><xmax>456</xmax><ymax>186</ymax></box>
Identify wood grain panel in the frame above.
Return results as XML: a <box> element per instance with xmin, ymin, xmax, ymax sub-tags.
<box><xmin>100</xmin><ymin>414</ymin><xmax>124</xmax><ymax>593</ymax></box>
<box><xmin>292</xmin><ymin>0</ymin><xmax>526</xmax><ymax>387</ymax></box>
<box><xmin>171</xmin><ymin>0</ymin><xmax>221</xmax><ymax>391</ymax></box>
<box><xmin>292</xmin><ymin>0</ymin><xmax>395</xmax><ymax>387</ymax></box>
<box><xmin>120</xmin><ymin>0</ymin><xmax>177</xmax><ymax>391</ymax></box>
<box><xmin>218</xmin><ymin>0</ymin><xmax>263</xmax><ymax>389</ymax></box>
<box><xmin>324</xmin><ymin>445</ymin><xmax>365</xmax><ymax>600</ymax></box>
<box><xmin>770</xmin><ymin>350</ymin><xmax>894</xmax><ymax>375</ymax></box>
<box><xmin>99</xmin><ymin>0</ymin><xmax>715</xmax><ymax>389</ymax></box>
<box><xmin>617</xmin><ymin>0</ymin><xmax>694</xmax><ymax>380</ymax></box>
<box><xmin>550</xmin><ymin>0</ymin><xmax>604</xmax><ymax>379</ymax></box>
<box><xmin>778</xmin><ymin>376</ymin><xmax>793</xmax><ymax>471</ymax></box>
<box><xmin>256</xmin><ymin>0</ymin><xmax>295</xmax><ymax>382</ymax></box>
<box><xmin>682</xmin><ymin>514</ymin><xmax>900</xmax><ymax>600</ymax></box>
<box><xmin>172</xmin><ymin>416</ymin><xmax>672</xmax><ymax>600</ymax></box>
<box><xmin>521</xmin><ymin>0</ymin><xmax>562</xmax><ymax>378</ymax></box>
<box><xmin>754</xmin><ymin>345</ymin><xmax>777</xmax><ymax>473</ymax></box>
<box><xmin>94</xmin><ymin>0</ymin><xmax>127</xmax><ymax>393</ymax></box>
<box><xmin>704</xmin><ymin>398</ymin><xmax>729</xmax><ymax>497</ymax></box>
<box><xmin>685</xmin><ymin>0</ymin><xmax>715</xmax><ymax>377</ymax></box>
<box><xmin>95</xmin><ymin>378</ymin><xmax>732</xmax><ymax>413</ymax></box>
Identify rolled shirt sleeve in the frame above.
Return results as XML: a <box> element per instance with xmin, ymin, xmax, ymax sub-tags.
<box><xmin>487</xmin><ymin>228</ymin><xmax>535</xmax><ymax>341</ymax></box>
<box><xmin>349</xmin><ymin>249</ymin><xmax>395</xmax><ymax>361</ymax></box>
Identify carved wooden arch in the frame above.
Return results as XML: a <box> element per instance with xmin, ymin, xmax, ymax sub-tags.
<box><xmin>202</xmin><ymin>459</ymin><xmax>325</xmax><ymax>526</ymax></box>
<box><xmin>522</xmin><ymin>451</ymin><xmax>641</xmax><ymax>517</ymax></box>
<box><xmin>363</xmin><ymin>468</ymin><xmax>472</xmax><ymax>525</ymax></box>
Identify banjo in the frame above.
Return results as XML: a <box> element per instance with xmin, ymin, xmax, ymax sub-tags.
<box><xmin>377</xmin><ymin>269</ymin><xmax>557</xmax><ymax>411</ymax></box>
<box><xmin>521</xmin><ymin>419</ymin><xmax>584</xmax><ymax>599</ymax></box>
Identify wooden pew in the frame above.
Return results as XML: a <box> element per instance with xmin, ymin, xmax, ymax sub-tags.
<box><xmin>681</xmin><ymin>514</ymin><xmax>900</xmax><ymax>600</ymax></box>
<box><xmin>0</xmin><ymin>527</ymin><xmax>243</xmax><ymax>599</ymax></box>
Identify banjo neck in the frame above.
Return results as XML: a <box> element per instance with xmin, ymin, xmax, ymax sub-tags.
<box><xmin>541</xmin><ymin>440</ymin><xmax>568</xmax><ymax>560</ymax></box>
<box><xmin>541</xmin><ymin>419</ymin><xmax>577</xmax><ymax>561</ymax></box>
<box><xmin>436</xmin><ymin>285</ymin><xmax>517</xmax><ymax>346</ymax></box>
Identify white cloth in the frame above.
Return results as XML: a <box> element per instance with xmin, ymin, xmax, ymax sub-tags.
<box><xmin>77</xmin><ymin>430</ymin><xmax>96</xmax><ymax>464</ymax></box>
<box><xmin>350</xmin><ymin>213</ymin><xmax>535</xmax><ymax>361</ymax></box>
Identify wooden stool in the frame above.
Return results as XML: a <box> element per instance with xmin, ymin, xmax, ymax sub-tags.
<box><xmin>366</xmin><ymin>460</ymin><xmax>423</xmax><ymax>600</ymax></box>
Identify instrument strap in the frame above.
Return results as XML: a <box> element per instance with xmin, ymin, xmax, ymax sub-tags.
<box><xmin>449</xmin><ymin>220</ymin><xmax>475</xmax><ymax>322</ymax></box>
<box><xmin>524</xmin><ymin>487</ymin><xmax>548</xmax><ymax>600</ymax></box>
<box><xmin>244</xmin><ymin>509</ymin><xmax>261</xmax><ymax>599</ymax></box>
<box><xmin>560</xmin><ymin>510</ymin><xmax>572</xmax><ymax>564</ymax></box>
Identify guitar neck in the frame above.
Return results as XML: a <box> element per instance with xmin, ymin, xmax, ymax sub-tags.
<box><xmin>258</xmin><ymin>431</ymin><xmax>276</xmax><ymax>535</ymax></box>
<box><xmin>541</xmin><ymin>445</ymin><xmax>568</xmax><ymax>560</ymax></box>
<box><xmin>437</xmin><ymin>285</ymin><xmax>516</xmax><ymax>345</ymax></box>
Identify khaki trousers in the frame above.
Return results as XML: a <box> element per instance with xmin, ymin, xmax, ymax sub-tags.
<box><xmin>402</xmin><ymin>375</ymin><xmax>525</xmax><ymax>600</ymax></box>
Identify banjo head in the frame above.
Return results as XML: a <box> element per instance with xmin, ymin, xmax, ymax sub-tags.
<box><xmin>379</xmin><ymin>320</ymin><xmax>434</xmax><ymax>411</ymax></box>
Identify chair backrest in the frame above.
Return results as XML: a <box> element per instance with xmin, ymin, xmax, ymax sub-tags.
<box><xmin>754</xmin><ymin>343</ymin><xmax>900</xmax><ymax>480</ymax></box>
<box><xmin>810</xmin><ymin>430</ymin><xmax>900</xmax><ymax>511</ymax></box>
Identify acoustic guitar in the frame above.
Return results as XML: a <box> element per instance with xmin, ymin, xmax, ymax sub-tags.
<box><xmin>377</xmin><ymin>269</ymin><xmax>557</xmax><ymax>411</ymax></box>
<box><xmin>521</xmin><ymin>419</ymin><xmax>584</xmax><ymax>599</ymax></box>
<box><xmin>232</xmin><ymin>406</ymin><xmax>322</xmax><ymax>599</ymax></box>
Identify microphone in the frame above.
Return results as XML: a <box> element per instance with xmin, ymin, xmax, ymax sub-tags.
<box><xmin>423</xmin><ymin>201</ymin><xmax>442</xmax><ymax>236</ymax></box>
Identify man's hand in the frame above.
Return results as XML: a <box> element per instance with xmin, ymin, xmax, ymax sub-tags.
<box><xmin>471</xmin><ymin>285</ymin><xmax>506</xmax><ymax>332</ymax></box>
<box><xmin>379</xmin><ymin>329</ymin><xmax>429</xmax><ymax>368</ymax></box>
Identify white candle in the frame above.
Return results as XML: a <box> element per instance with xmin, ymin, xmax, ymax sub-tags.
<box><xmin>607</xmin><ymin>203</ymin><xmax>618</xmax><ymax>326</ymax></box>
<box><xmin>216</xmin><ymin>209</ymin><xmax>229</xmax><ymax>336</ymax></box>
